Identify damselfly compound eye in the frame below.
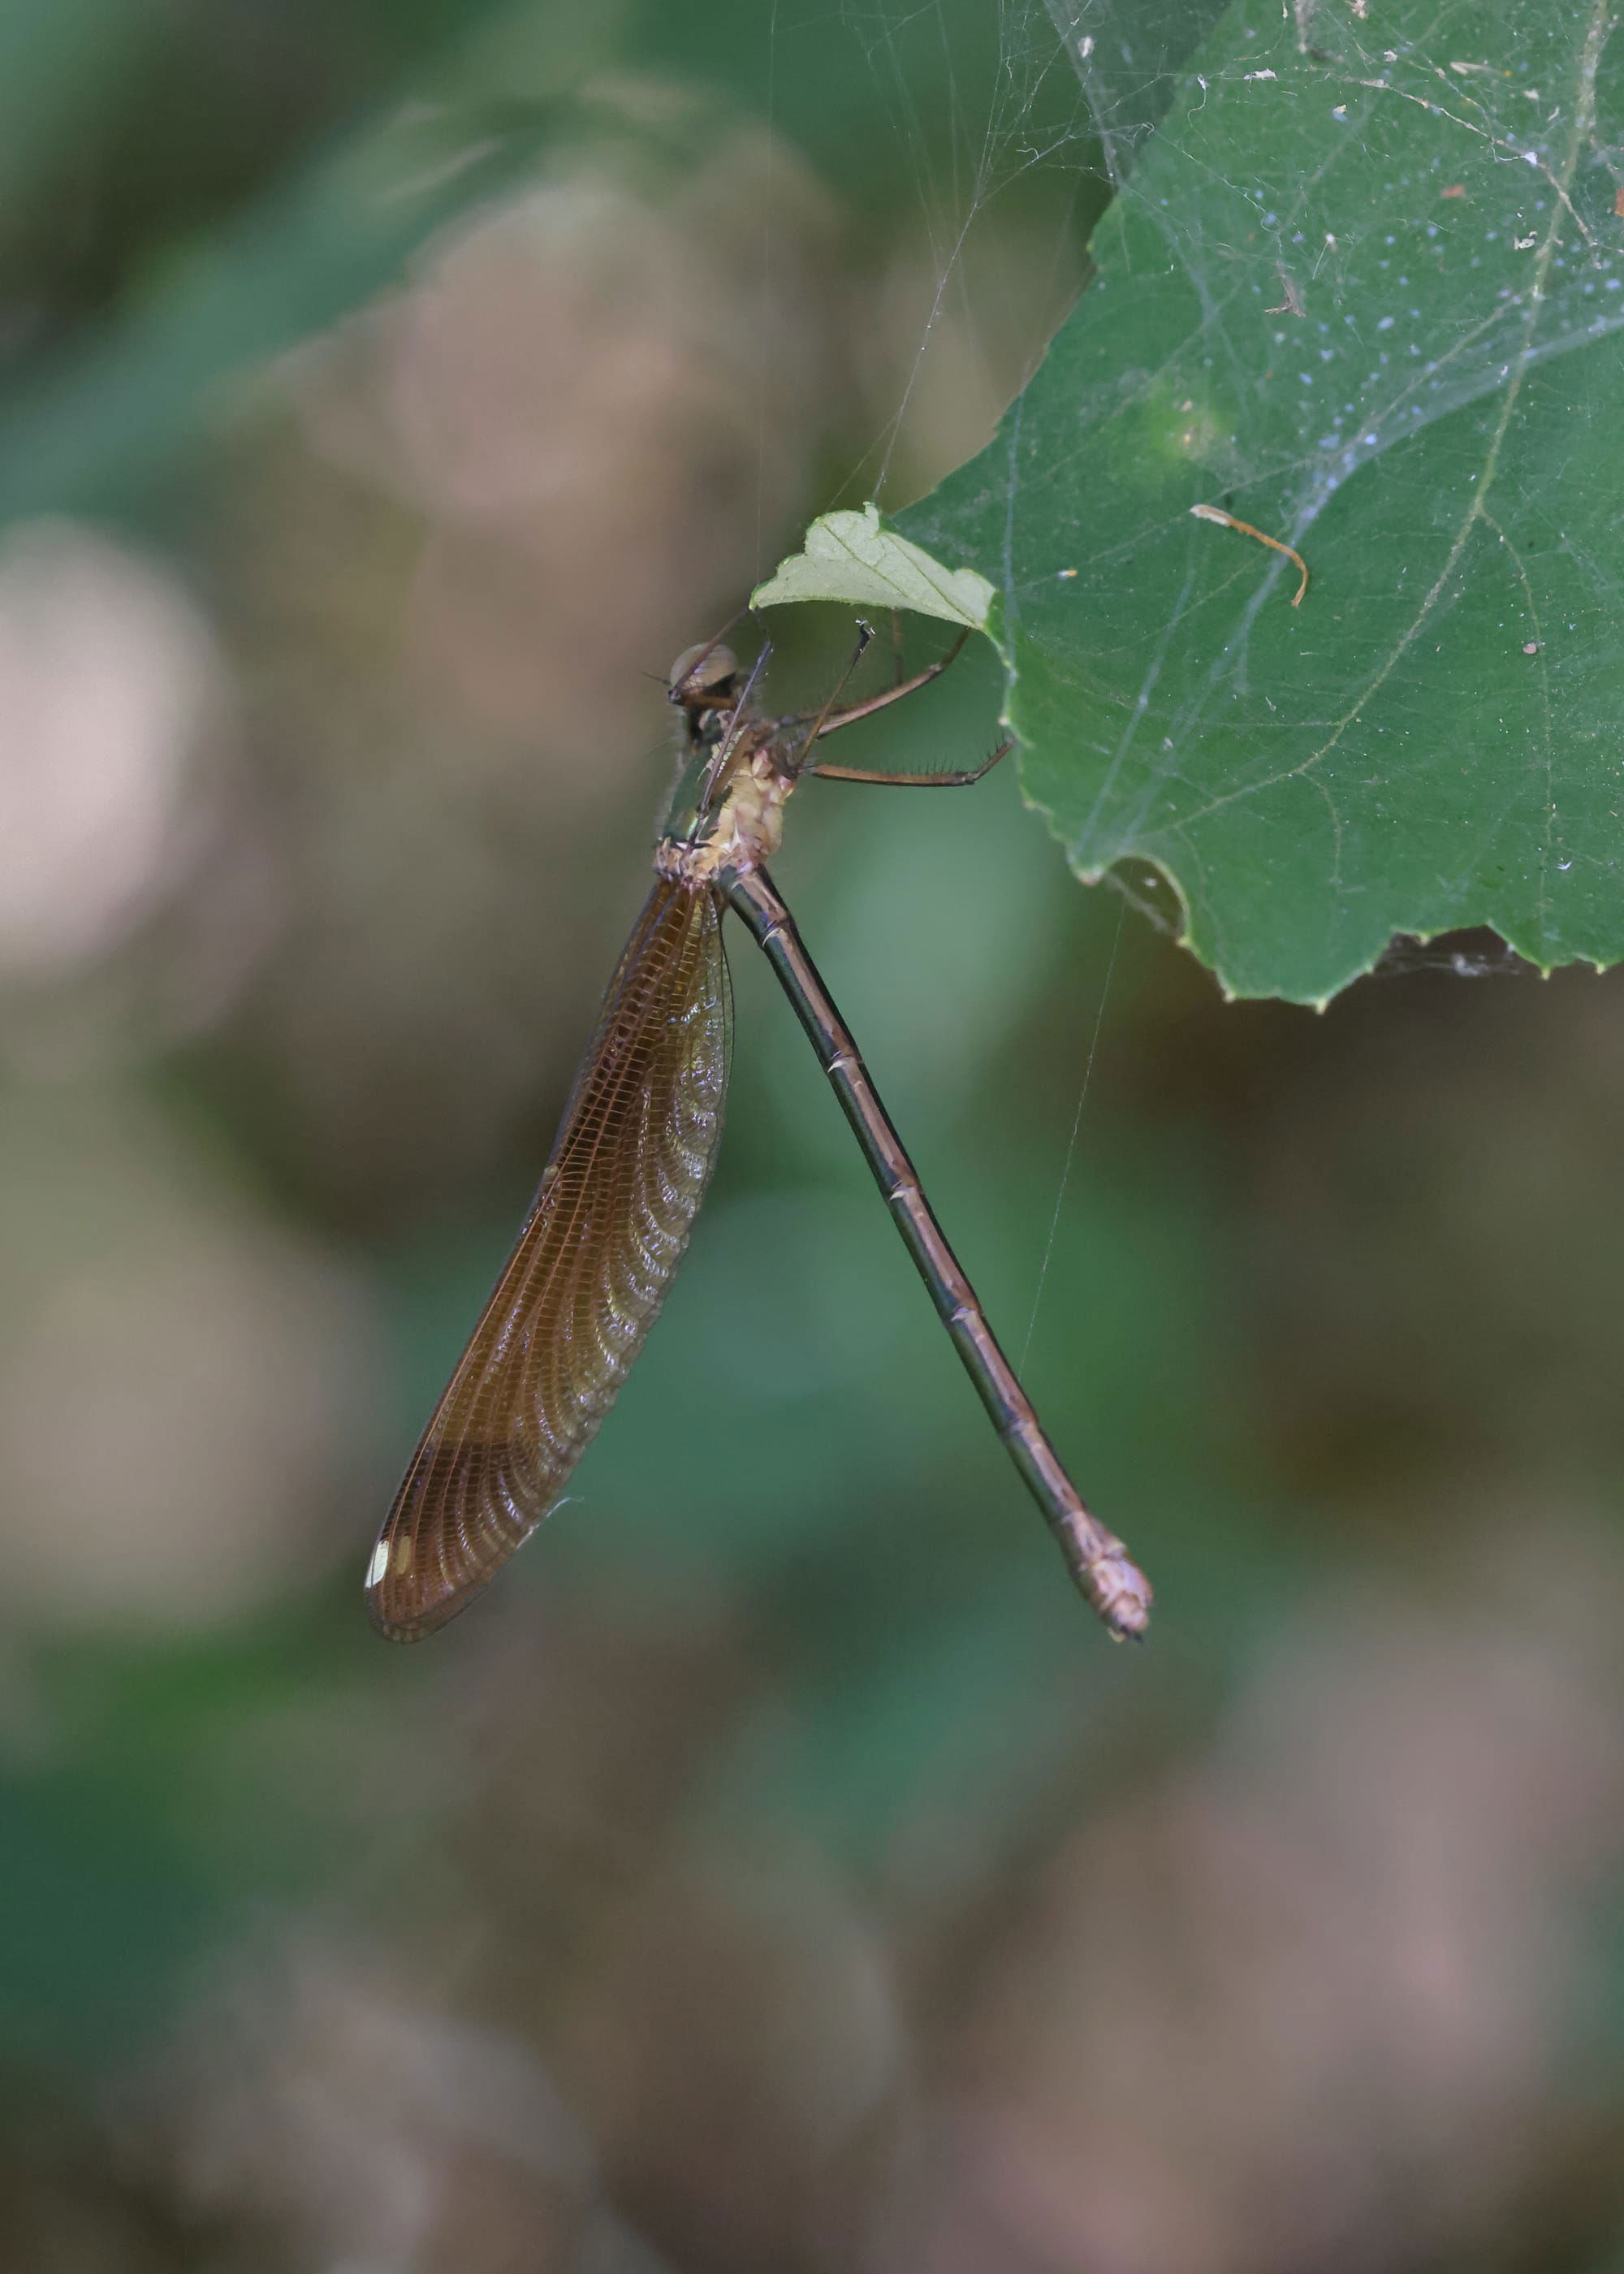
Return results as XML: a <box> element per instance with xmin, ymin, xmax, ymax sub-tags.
<box><xmin>667</xmin><ymin>642</ymin><xmax>740</xmax><ymax>704</ymax></box>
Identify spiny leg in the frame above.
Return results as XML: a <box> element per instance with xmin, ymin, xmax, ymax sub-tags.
<box><xmin>808</xmin><ymin>736</ymin><xmax>1013</xmax><ymax>789</ymax></box>
<box><xmin>810</xmin><ymin>625</ymin><xmax>972</xmax><ymax>737</ymax></box>
<box><xmin>782</xmin><ymin>620</ymin><xmax>877</xmax><ymax>773</ymax></box>
<box><xmin>775</xmin><ymin>623</ymin><xmax>974</xmax><ymax>743</ymax></box>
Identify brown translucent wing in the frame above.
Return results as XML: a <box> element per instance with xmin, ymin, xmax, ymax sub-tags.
<box><xmin>368</xmin><ymin>880</ymin><xmax>729</xmax><ymax>1640</ymax></box>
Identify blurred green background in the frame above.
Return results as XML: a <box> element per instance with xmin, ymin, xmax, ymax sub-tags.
<box><xmin>5</xmin><ymin>2</ymin><xmax>1624</xmax><ymax>2268</ymax></box>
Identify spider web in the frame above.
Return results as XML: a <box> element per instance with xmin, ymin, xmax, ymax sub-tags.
<box><xmin>768</xmin><ymin>0</ymin><xmax>1624</xmax><ymax>1006</ymax></box>
<box><xmin>822</xmin><ymin>0</ymin><xmax>1215</xmax><ymax>511</ymax></box>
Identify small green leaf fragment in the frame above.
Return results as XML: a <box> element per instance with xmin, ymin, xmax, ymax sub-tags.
<box><xmin>752</xmin><ymin>502</ymin><xmax>995</xmax><ymax>630</ymax></box>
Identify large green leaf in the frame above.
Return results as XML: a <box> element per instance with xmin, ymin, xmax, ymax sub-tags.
<box><xmin>827</xmin><ymin>0</ymin><xmax>1624</xmax><ymax>1005</ymax></box>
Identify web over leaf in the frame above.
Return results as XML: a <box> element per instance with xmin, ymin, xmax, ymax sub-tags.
<box><xmin>786</xmin><ymin>0</ymin><xmax>1624</xmax><ymax>1005</ymax></box>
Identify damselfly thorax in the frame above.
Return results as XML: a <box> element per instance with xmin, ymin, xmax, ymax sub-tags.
<box><xmin>654</xmin><ymin>644</ymin><xmax>793</xmax><ymax>884</ymax></box>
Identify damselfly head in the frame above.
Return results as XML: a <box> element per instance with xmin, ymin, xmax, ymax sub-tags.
<box><xmin>667</xmin><ymin>642</ymin><xmax>740</xmax><ymax>711</ymax></box>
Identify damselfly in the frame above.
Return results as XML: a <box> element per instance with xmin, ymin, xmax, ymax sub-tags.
<box><xmin>367</xmin><ymin>626</ymin><xmax>1152</xmax><ymax>1642</ymax></box>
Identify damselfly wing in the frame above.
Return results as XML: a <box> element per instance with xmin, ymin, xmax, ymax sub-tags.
<box><xmin>368</xmin><ymin>880</ymin><xmax>728</xmax><ymax>1640</ymax></box>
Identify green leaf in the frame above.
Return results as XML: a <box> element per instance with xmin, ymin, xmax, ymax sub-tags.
<box><xmin>777</xmin><ymin>1</ymin><xmax>1624</xmax><ymax>1005</ymax></box>
<box><xmin>752</xmin><ymin>503</ymin><xmax>996</xmax><ymax>629</ymax></box>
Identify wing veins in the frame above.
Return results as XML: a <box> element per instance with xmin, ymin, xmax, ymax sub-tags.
<box><xmin>368</xmin><ymin>880</ymin><xmax>728</xmax><ymax>1639</ymax></box>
